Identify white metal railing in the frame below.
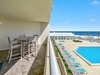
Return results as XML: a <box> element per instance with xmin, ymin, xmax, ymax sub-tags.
<box><xmin>49</xmin><ymin>37</ymin><xmax>61</xmax><ymax>75</ymax></box>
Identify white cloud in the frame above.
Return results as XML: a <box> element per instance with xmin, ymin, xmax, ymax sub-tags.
<box><xmin>90</xmin><ymin>18</ymin><xmax>96</xmax><ymax>21</ymax></box>
<box><xmin>91</xmin><ymin>1</ymin><xmax>100</xmax><ymax>5</ymax></box>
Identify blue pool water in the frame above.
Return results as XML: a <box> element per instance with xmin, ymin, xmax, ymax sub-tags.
<box><xmin>76</xmin><ymin>47</ymin><xmax>100</xmax><ymax>64</ymax></box>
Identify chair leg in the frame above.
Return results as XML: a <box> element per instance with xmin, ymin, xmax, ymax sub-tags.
<box><xmin>7</xmin><ymin>49</ymin><xmax>10</xmax><ymax>60</ymax></box>
<box><xmin>28</xmin><ymin>45</ymin><xmax>30</xmax><ymax>61</ymax></box>
<box><xmin>8</xmin><ymin>48</ymin><xmax>12</xmax><ymax>63</ymax></box>
<box><xmin>35</xmin><ymin>45</ymin><xmax>37</xmax><ymax>56</ymax></box>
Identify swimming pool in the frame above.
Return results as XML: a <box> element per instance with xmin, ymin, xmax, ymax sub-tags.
<box><xmin>75</xmin><ymin>46</ymin><xmax>100</xmax><ymax>65</ymax></box>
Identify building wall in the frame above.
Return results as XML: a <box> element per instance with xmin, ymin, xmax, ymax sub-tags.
<box><xmin>0</xmin><ymin>17</ymin><xmax>45</xmax><ymax>50</ymax></box>
<box><xmin>38</xmin><ymin>22</ymin><xmax>49</xmax><ymax>45</ymax></box>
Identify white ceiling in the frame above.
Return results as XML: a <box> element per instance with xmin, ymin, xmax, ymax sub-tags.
<box><xmin>0</xmin><ymin>0</ymin><xmax>52</xmax><ymax>22</ymax></box>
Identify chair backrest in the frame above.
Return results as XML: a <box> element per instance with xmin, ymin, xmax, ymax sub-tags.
<box><xmin>33</xmin><ymin>35</ymin><xmax>38</xmax><ymax>39</ymax></box>
<box><xmin>19</xmin><ymin>35</ymin><xmax>26</xmax><ymax>37</ymax></box>
<box><xmin>7</xmin><ymin>37</ymin><xmax>11</xmax><ymax>44</ymax></box>
<box><xmin>28</xmin><ymin>37</ymin><xmax>36</xmax><ymax>44</ymax></box>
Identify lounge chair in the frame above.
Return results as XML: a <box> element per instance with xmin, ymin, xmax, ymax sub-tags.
<box><xmin>77</xmin><ymin>68</ymin><xmax>87</xmax><ymax>75</ymax></box>
<box><xmin>64</xmin><ymin>50</ymin><xmax>69</xmax><ymax>54</ymax></box>
<box><xmin>67</xmin><ymin>54</ymin><xmax>72</xmax><ymax>58</ymax></box>
<box><xmin>64</xmin><ymin>50</ymin><xmax>67</xmax><ymax>53</ymax></box>
<box><xmin>64</xmin><ymin>50</ymin><xmax>68</xmax><ymax>53</ymax></box>
<box><xmin>70</xmin><ymin>58</ymin><xmax>76</xmax><ymax>62</ymax></box>
<box><xmin>66</xmin><ymin>52</ymin><xmax>70</xmax><ymax>55</ymax></box>
<box><xmin>73</xmin><ymin>62</ymin><xmax>81</xmax><ymax>67</ymax></box>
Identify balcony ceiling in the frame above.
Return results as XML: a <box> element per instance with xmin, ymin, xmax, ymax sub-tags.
<box><xmin>0</xmin><ymin>0</ymin><xmax>52</xmax><ymax>22</ymax></box>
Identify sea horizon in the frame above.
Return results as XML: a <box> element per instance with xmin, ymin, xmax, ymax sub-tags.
<box><xmin>50</xmin><ymin>31</ymin><xmax>100</xmax><ymax>36</ymax></box>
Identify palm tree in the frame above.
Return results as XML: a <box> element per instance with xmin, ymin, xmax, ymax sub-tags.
<box><xmin>98</xmin><ymin>32</ymin><xmax>100</xmax><ymax>40</ymax></box>
<box><xmin>86</xmin><ymin>32</ymin><xmax>90</xmax><ymax>40</ymax></box>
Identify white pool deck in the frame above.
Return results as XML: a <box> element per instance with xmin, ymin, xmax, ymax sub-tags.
<box><xmin>56</xmin><ymin>40</ymin><xmax>100</xmax><ymax>75</ymax></box>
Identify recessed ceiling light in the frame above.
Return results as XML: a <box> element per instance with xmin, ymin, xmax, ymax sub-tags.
<box><xmin>0</xmin><ymin>21</ymin><xmax>2</xmax><ymax>24</ymax></box>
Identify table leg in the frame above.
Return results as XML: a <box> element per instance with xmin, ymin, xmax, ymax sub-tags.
<box><xmin>21</xmin><ymin>41</ymin><xmax>23</xmax><ymax>59</ymax></box>
<box><xmin>36</xmin><ymin>41</ymin><xmax>37</xmax><ymax>56</ymax></box>
<box><xmin>28</xmin><ymin>45</ymin><xmax>30</xmax><ymax>61</ymax></box>
<box><xmin>23</xmin><ymin>41</ymin><xmax>25</xmax><ymax>57</ymax></box>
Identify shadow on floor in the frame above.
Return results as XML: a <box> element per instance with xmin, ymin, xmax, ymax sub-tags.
<box><xmin>28</xmin><ymin>44</ymin><xmax>46</xmax><ymax>75</ymax></box>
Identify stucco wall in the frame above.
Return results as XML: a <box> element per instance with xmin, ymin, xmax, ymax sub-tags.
<box><xmin>38</xmin><ymin>22</ymin><xmax>50</xmax><ymax>45</ymax></box>
<box><xmin>0</xmin><ymin>17</ymin><xmax>42</xmax><ymax>50</ymax></box>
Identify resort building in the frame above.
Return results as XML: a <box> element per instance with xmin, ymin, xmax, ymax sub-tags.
<box><xmin>50</xmin><ymin>32</ymin><xmax>75</xmax><ymax>40</ymax></box>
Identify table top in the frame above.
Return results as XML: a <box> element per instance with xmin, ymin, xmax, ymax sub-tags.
<box><xmin>14</xmin><ymin>36</ymin><xmax>34</xmax><ymax>41</ymax></box>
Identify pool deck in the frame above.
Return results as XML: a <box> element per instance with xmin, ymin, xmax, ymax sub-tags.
<box><xmin>56</xmin><ymin>40</ymin><xmax>100</xmax><ymax>75</ymax></box>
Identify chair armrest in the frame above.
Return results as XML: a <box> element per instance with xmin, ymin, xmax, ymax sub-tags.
<box><xmin>11</xmin><ymin>40</ymin><xmax>20</xmax><ymax>45</ymax></box>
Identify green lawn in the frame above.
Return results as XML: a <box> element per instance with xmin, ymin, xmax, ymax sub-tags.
<box><xmin>73</xmin><ymin>40</ymin><xmax>82</xmax><ymax>42</ymax></box>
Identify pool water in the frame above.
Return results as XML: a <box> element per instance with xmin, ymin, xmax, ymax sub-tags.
<box><xmin>76</xmin><ymin>47</ymin><xmax>100</xmax><ymax>64</ymax></box>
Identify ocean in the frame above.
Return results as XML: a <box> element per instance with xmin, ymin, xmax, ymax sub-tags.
<box><xmin>50</xmin><ymin>31</ymin><xmax>100</xmax><ymax>36</ymax></box>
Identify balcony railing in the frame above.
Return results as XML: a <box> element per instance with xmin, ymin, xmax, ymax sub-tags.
<box><xmin>49</xmin><ymin>37</ymin><xmax>61</xmax><ymax>75</ymax></box>
<box><xmin>44</xmin><ymin>37</ymin><xmax>61</xmax><ymax>75</ymax></box>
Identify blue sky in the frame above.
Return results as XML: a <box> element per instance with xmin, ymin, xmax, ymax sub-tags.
<box><xmin>50</xmin><ymin>0</ymin><xmax>100</xmax><ymax>31</ymax></box>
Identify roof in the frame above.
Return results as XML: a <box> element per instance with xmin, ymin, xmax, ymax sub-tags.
<box><xmin>50</xmin><ymin>33</ymin><xmax>75</xmax><ymax>36</ymax></box>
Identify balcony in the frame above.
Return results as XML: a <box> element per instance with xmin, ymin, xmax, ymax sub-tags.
<box><xmin>0</xmin><ymin>37</ymin><xmax>63</xmax><ymax>75</ymax></box>
<box><xmin>0</xmin><ymin>1</ymin><xmax>64</xmax><ymax>75</ymax></box>
<box><xmin>0</xmin><ymin>0</ymin><xmax>53</xmax><ymax>75</ymax></box>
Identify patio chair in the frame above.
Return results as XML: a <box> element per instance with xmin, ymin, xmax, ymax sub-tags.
<box><xmin>33</xmin><ymin>34</ymin><xmax>38</xmax><ymax>38</ymax></box>
<box><xmin>73</xmin><ymin>62</ymin><xmax>82</xmax><ymax>67</ymax></box>
<box><xmin>77</xmin><ymin>68</ymin><xmax>87</xmax><ymax>75</ymax></box>
<box><xmin>29</xmin><ymin>37</ymin><xmax>38</xmax><ymax>56</ymax></box>
<box><xmin>24</xmin><ymin>37</ymin><xmax>38</xmax><ymax>60</ymax></box>
<box><xmin>19</xmin><ymin>35</ymin><xmax>26</xmax><ymax>37</ymax></box>
<box><xmin>33</xmin><ymin>35</ymin><xmax>38</xmax><ymax>50</ymax></box>
<box><xmin>7</xmin><ymin>37</ymin><xmax>21</xmax><ymax>63</ymax></box>
<box><xmin>18</xmin><ymin>35</ymin><xmax>26</xmax><ymax>44</ymax></box>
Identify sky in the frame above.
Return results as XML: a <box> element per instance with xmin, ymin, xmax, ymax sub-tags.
<box><xmin>50</xmin><ymin>0</ymin><xmax>100</xmax><ymax>31</ymax></box>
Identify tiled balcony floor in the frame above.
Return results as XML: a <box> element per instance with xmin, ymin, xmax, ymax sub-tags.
<box><xmin>0</xmin><ymin>50</ymin><xmax>18</xmax><ymax>75</ymax></box>
<box><xmin>0</xmin><ymin>44</ymin><xmax>46</xmax><ymax>75</ymax></box>
<box><xmin>28</xmin><ymin>44</ymin><xmax>46</xmax><ymax>75</ymax></box>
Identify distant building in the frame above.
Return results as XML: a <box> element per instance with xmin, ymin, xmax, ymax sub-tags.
<box><xmin>50</xmin><ymin>33</ymin><xmax>75</xmax><ymax>40</ymax></box>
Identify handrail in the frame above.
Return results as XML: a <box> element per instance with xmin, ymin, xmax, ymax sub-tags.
<box><xmin>44</xmin><ymin>36</ymin><xmax>50</xmax><ymax>75</ymax></box>
<box><xmin>49</xmin><ymin>37</ymin><xmax>61</xmax><ymax>75</ymax></box>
